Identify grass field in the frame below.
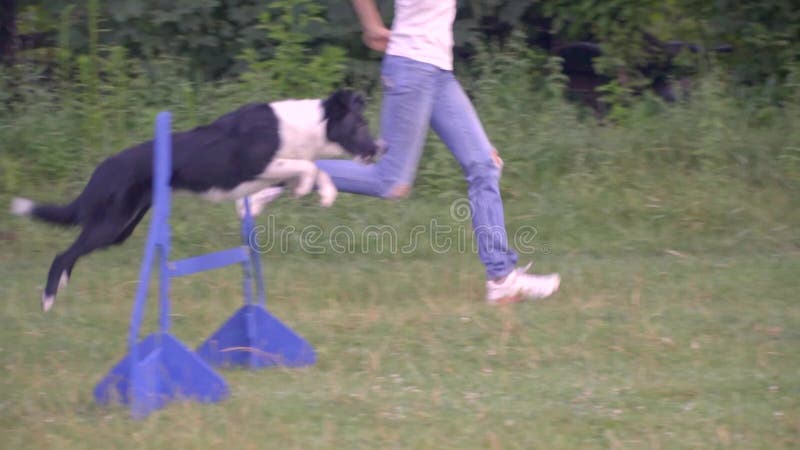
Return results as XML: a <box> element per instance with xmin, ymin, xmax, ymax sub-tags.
<box><xmin>1</xmin><ymin>174</ymin><xmax>798</xmax><ymax>449</ymax></box>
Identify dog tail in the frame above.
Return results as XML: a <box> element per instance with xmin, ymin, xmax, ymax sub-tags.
<box><xmin>10</xmin><ymin>197</ymin><xmax>80</xmax><ymax>226</ymax></box>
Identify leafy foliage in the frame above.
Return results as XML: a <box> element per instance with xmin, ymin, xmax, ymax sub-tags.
<box><xmin>17</xmin><ymin>0</ymin><xmax>354</xmax><ymax>80</ymax></box>
<box><xmin>13</xmin><ymin>0</ymin><xmax>799</xmax><ymax>94</ymax></box>
<box><xmin>687</xmin><ymin>0</ymin><xmax>800</xmax><ymax>87</ymax></box>
<box><xmin>238</xmin><ymin>0</ymin><xmax>346</xmax><ymax>99</ymax></box>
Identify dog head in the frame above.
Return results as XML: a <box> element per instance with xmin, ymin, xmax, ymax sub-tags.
<box><xmin>322</xmin><ymin>90</ymin><xmax>385</xmax><ymax>163</ymax></box>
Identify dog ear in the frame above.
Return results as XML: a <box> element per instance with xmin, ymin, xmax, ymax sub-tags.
<box><xmin>347</xmin><ymin>92</ymin><xmax>365</xmax><ymax>113</ymax></box>
<box><xmin>324</xmin><ymin>90</ymin><xmax>347</xmax><ymax>120</ymax></box>
<box><xmin>324</xmin><ymin>90</ymin><xmax>365</xmax><ymax>120</ymax></box>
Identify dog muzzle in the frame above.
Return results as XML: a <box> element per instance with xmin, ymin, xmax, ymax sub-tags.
<box><xmin>356</xmin><ymin>139</ymin><xmax>387</xmax><ymax>164</ymax></box>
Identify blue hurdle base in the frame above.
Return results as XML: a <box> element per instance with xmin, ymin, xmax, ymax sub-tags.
<box><xmin>94</xmin><ymin>333</ymin><xmax>229</xmax><ymax>418</ymax></box>
<box><xmin>196</xmin><ymin>304</ymin><xmax>316</xmax><ymax>369</ymax></box>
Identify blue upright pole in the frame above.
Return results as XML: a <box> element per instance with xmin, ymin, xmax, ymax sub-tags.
<box><xmin>94</xmin><ymin>112</ymin><xmax>228</xmax><ymax>418</ymax></box>
<box><xmin>240</xmin><ymin>198</ymin><xmax>256</xmax><ymax>306</ymax></box>
<box><xmin>245</xmin><ymin>204</ymin><xmax>268</xmax><ymax>308</ymax></box>
<box><xmin>94</xmin><ymin>110</ymin><xmax>316</xmax><ymax>418</ymax></box>
<box><xmin>196</xmin><ymin>196</ymin><xmax>316</xmax><ymax>368</ymax></box>
<box><xmin>155</xmin><ymin>112</ymin><xmax>172</xmax><ymax>335</ymax></box>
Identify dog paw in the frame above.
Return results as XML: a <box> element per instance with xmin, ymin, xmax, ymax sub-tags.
<box><xmin>10</xmin><ymin>197</ymin><xmax>34</xmax><ymax>216</ymax></box>
<box><xmin>235</xmin><ymin>199</ymin><xmax>247</xmax><ymax>219</ymax></box>
<box><xmin>293</xmin><ymin>180</ymin><xmax>315</xmax><ymax>198</ymax></box>
<box><xmin>319</xmin><ymin>187</ymin><xmax>337</xmax><ymax>207</ymax></box>
<box><xmin>41</xmin><ymin>293</ymin><xmax>55</xmax><ymax>313</ymax></box>
<box><xmin>316</xmin><ymin>171</ymin><xmax>337</xmax><ymax>207</ymax></box>
<box><xmin>251</xmin><ymin>187</ymin><xmax>283</xmax><ymax>216</ymax></box>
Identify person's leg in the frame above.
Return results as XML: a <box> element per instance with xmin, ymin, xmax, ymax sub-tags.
<box><xmin>429</xmin><ymin>71</ymin><xmax>518</xmax><ymax>280</ymax></box>
<box><xmin>316</xmin><ymin>55</ymin><xmax>439</xmax><ymax>198</ymax></box>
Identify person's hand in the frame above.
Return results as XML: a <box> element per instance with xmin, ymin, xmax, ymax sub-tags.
<box><xmin>362</xmin><ymin>26</ymin><xmax>391</xmax><ymax>52</ymax></box>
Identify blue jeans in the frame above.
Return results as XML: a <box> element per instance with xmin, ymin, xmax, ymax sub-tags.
<box><xmin>317</xmin><ymin>55</ymin><xmax>518</xmax><ymax>279</ymax></box>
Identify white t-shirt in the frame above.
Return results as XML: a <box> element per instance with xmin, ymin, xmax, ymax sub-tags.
<box><xmin>385</xmin><ymin>0</ymin><xmax>457</xmax><ymax>71</ymax></box>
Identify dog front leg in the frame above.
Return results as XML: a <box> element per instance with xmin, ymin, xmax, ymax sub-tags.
<box><xmin>292</xmin><ymin>162</ymin><xmax>317</xmax><ymax>198</ymax></box>
<box><xmin>253</xmin><ymin>158</ymin><xmax>318</xmax><ymax>199</ymax></box>
<box><xmin>290</xmin><ymin>166</ymin><xmax>338</xmax><ymax>207</ymax></box>
<box><xmin>260</xmin><ymin>159</ymin><xmax>337</xmax><ymax>207</ymax></box>
<box><xmin>239</xmin><ymin>159</ymin><xmax>334</xmax><ymax>218</ymax></box>
<box><xmin>237</xmin><ymin>186</ymin><xmax>283</xmax><ymax>218</ymax></box>
<box><xmin>316</xmin><ymin>170</ymin><xmax>337</xmax><ymax>207</ymax></box>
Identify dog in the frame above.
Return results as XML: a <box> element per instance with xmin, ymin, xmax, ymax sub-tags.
<box><xmin>10</xmin><ymin>89</ymin><xmax>383</xmax><ymax>312</ymax></box>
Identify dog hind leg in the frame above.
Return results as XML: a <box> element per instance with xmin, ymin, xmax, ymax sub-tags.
<box><xmin>57</xmin><ymin>202</ymin><xmax>151</xmax><ymax>295</ymax></box>
<box><xmin>42</xmin><ymin>215</ymin><xmax>134</xmax><ymax>312</ymax></box>
<box><xmin>113</xmin><ymin>204</ymin><xmax>151</xmax><ymax>245</ymax></box>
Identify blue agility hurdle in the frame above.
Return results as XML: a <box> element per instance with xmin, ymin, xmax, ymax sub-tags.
<box><xmin>94</xmin><ymin>112</ymin><xmax>315</xmax><ymax>418</ymax></box>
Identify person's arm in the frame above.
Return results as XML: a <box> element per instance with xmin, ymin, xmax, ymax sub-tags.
<box><xmin>352</xmin><ymin>0</ymin><xmax>391</xmax><ymax>52</ymax></box>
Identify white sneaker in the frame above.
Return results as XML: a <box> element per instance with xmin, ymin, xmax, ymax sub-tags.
<box><xmin>486</xmin><ymin>262</ymin><xmax>561</xmax><ymax>305</ymax></box>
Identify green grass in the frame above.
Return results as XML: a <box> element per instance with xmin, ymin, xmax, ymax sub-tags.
<box><xmin>1</xmin><ymin>176</ymin><xmax>798</xmax><ymax>449</ymax></box>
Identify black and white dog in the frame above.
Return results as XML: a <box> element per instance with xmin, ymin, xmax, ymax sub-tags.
<box><xmin>10</xmin><ymin>89</ymin><xmax>382</xmax><ymax>312</ymax></box>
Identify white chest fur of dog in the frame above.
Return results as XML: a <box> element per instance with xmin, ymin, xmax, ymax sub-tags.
<box><xmin>271</xmin><ymin>99</ymin><xmax>350</xmax><ymax>160</ymax></box>
<box><xmin>203</xmin><ymin>99</ymin><xmax>346</xmax><ymax>210</ymax></box>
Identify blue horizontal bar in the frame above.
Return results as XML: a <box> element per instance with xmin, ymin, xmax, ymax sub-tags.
<box><xmin>168</xmin><ymin>247</ymin><xmax>250</xmax><ymax>278</ymax></box>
